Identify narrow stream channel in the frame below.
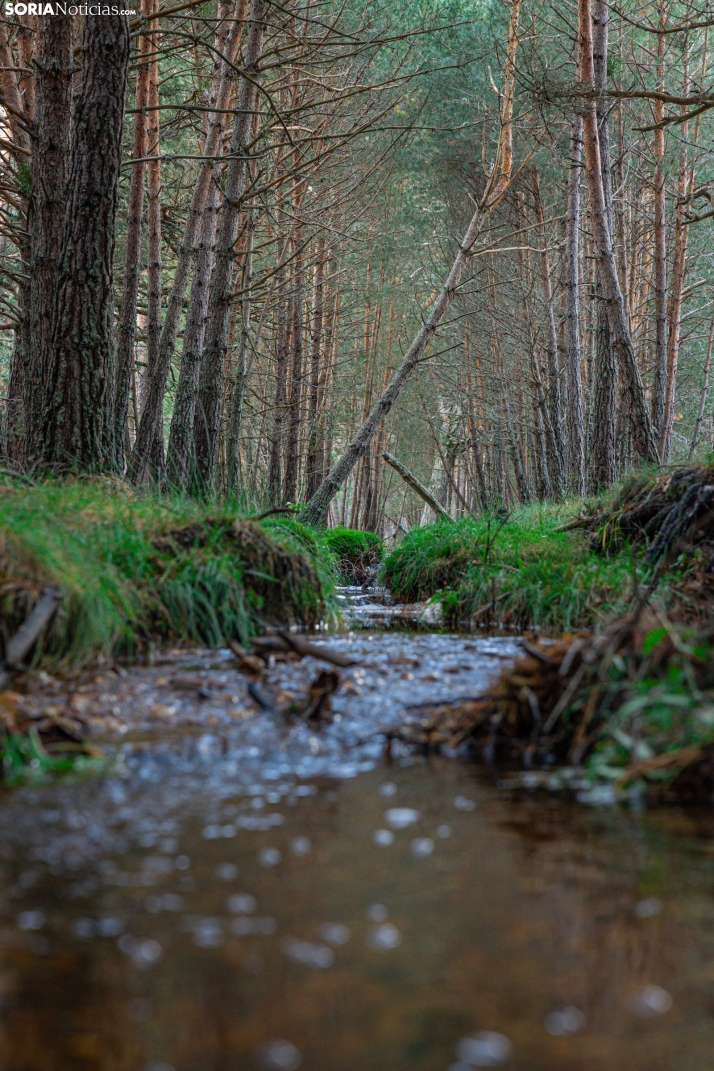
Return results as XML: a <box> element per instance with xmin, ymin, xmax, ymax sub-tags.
<box><xmin>0</xmin><ymin>620</ymin><xmax>713</xmax><ymax>1071</ymax></box>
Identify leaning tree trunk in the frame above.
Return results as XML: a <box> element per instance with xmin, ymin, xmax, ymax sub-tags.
<box><xmin>24</xmin><ymin>14</ymin><xmax>73</xmax><ymax>464</ymax></box>
<box><xmin>578</xmin><ymin>0</ymin><xmax>659</xmax><ymax>465</ymax></box>
<box><xmin>38</xmin><ymin>14</ymin><xmax>130</xmax><ymax>472</ymax></box>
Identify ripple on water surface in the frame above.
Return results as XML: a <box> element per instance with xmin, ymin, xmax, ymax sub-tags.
<box><xmin>0</xmin><ymin>632</ymin><xmax>711</xmax><ymax>1070</ymax></box>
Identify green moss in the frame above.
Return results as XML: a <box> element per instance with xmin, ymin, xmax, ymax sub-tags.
<box><xmin>0</xmin><ymin>477</ymin><xmax>336</xmax><ymax>668</ymax></box>
<box><xmin>381</xmin><ymin>503</ymin><xmax>643</xmax><ymax>632</ymax></box>
<box><xmin>320</xmin><ymin>526</ymin><xmax>382</xmax><ymax>582</ymax></box>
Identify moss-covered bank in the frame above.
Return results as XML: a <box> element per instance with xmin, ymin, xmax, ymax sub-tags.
<box><xmin>0</xmin><ymin>478</ymin><xmax>336</xmax><ymax>670</ymax></box>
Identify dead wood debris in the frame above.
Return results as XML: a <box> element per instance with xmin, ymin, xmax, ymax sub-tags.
<box><xmin>395</xmin><ymin>611</ymin><xmax>714</xmax><ymax>803</ymax></box>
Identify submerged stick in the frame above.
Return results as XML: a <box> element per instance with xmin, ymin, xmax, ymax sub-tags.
<box><xmin>1</xmin><ymin>585</ymin><xmax>62</xmax><ymax>689</ymax></box>
<box><xmin>277</xmin><ymin>631</ymin><xmax>361</xmax><ymax>668</ymax></box>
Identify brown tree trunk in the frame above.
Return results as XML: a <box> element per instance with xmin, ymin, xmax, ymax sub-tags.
<box><xmin>194</xmin><ymin>0</ymin><xmax>266</xmax><ymax>490</ymax></box>
<box><xmin>224</xmin><ymin>206</ymin><xmax>255</xmax><ymax>494</ymax></box>
<box><xmin>129</xmin><ymin>0</ymin><xmax>248</xmax><ymax>484</ymax></box>
<box><xmin>144</xmin><ymin>0</ymin><xmax>164</xmax><ymax>473</ymax></box>
<box><xmin>578</xmin><ymin>0</ymin><xmax>659</xmax><ymax>464</ymax></box>
<box><xmin>23</xmin><ymin>14</ymin><xmax>73</xmax><ymax>463</ymax></box>
<box><xmin>305</xmin><ymin>238</ymin><xmax>325</xmax><ymax>500</ymax></box>
<box><xmin>532</xmin><ymin>169</ymin><xmax>567</xmax><ymax>496</ymax></box>
<box><xmin>651</xmin><ymin>0</ymin><xmax>668</xmax><ymax>436</ymax></box>
<box><xmin>564</xmin><ymin>111</ymin><xmax>585</xmax><ymax>493</ymax></box>
<box><xmin>282</xmin><ymin>222</ymin><xmax>305</xmax><ymax>504</ymax></box>
<box><xmin>38</xmin><ymin>14</ymin><xmax>130</xmax><ymax>471</ymax></box>
<box><xmin>114</xmin><ymin>0</ymin><xmax>152</xmax><ymax>460</ymax></box>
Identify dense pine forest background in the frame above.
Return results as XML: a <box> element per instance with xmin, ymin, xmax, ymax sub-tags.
<box><xmin>1</xmin><ymin>0</ymin><xmax>714</xmax><ymax>533</ymax></box>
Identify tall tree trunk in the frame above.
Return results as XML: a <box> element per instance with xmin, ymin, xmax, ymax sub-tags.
<box><xmin>305</xmin><ymin>238</ymin><xmax>325</xmax><ymax>500</ymax></box>
<box><xmin>144</xmin><ymin>0</ymin><xmax>164</xmax><ymax>473</ymax></box>
<box><xmin>564</xmin><ymin>111</ymin><xmax>585</xmax><ymax>493</ymax></box>
<box><xmin>39</xmin><ymin>14</ymin><xmax>130</xmax><ymax>471</ymax></box>
<box><xmin>660</xmin><ymin>40</ymin><xmax>691</xmax><ymax>461</ymax></box>
<box><xmin>268</xmin><ymin>265</ymin><xmax>289</xmax><ymax>504</ymax></box>
<box><xmin>114</xmin><ymin>0</ymin><xmax>152</xmax><ymax>460</ymax></box>
<box><xmin>578</xmin><ymin>0</ymin><xmax>659</xmax><ymax>464</ymax></box>
<box><xmin>589</xmin><ymin>309</ymin><xmax>618</xmax><ymax>490</ymax></box>
<box><xmin>651</xmin><ymin>0</ymin><xmax>668</xmax><ymax>436</ymax></box>
<box><xmin>0</xmin><ymin>23</ymin><xmax>33</xmax><ymax>463</ymax></box>
<box><xmin>22</xmin><ymin>14</ymin><xmax>73</xmax><ymax>464</ymax></box>
<box><xmin>194</xmin><ymin>0</ymin><xmax>266</xmax><ymax>490</ymax></box>
<box><xmin>224</xmin><ymin>206</ymin><xmax>255</xmax><ymax>494</ymax></box>
<box><xmin>532</xmin><ymin>168</ymin><xmax>567</xmax><ymax>496</ymax></box>
<box><xmin>688</xmin><ymin>304</ymin><xmax>714</xmax><ymax>460</ymax></box>
<box><xmin>129</xmin><ymin>0</ymin><xmax>249</xmax><ymax>484</ymax></box>
<box><xmin>282</xmin><ymin>222</ymin><xmax>305</xmax><ymax>504</ymax></box>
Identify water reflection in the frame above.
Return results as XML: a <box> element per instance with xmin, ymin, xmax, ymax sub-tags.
<box><xmin>0</xmin><ymin>633</ymin><xmax>712</xmax><ymax>1069</ymax></box>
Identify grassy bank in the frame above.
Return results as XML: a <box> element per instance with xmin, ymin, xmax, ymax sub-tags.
<box><xmin>0</xmin><ymin>477</ymin><xmax>336</xmax><ymax>670</ymax></box>
<box><xmin>381</xmin><ymin>503</ymin><xmax>645</xmax><ymax>632</ymax></box>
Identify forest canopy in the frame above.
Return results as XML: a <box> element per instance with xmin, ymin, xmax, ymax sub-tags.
<box><xmin>0</xmin><ymin>0</ymin><xmax>713</xmax><ymax>531</ymax></box>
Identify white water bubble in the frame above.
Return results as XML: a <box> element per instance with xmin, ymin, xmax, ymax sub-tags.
<box><xmin>174</xmin><ymin>855</ymin><xmax>190</xmax><ymax>870</ymax></box>
<box><xmin>379</xmin><ymin>782</ymin><xmax>397</xmax><ymax>797</ymax></box>
<box><xmin>454</xmin><ymin>796</ymin><xmax>476</xmax><ymax>811</ymax></box>
<box><xmin>367</xmin><ymin>922</ymin><xmax>401</xmax><ymax>950</ymax></box>
<box><xmin>280</xmin><ymin>937</ymin><xmax>334</xmax><ymax>969</ymax></box>
<box><xmin>367</xmin><ymin>903</ymin><xmax>388</xmax><ymax>922</ymax></box>
<box><xmin>544</xmin><ymin>1006</ymin><xmax>585</xmax><ymax>1037</ymax></box>
<box><xmin>635</xmin><ymin>898</ymin><xmax>663</xmax><ymax>919</ymax></box>
<box><xmin>456</xmin><ymin>1032</ymin><xmax>513</xmax><ymax>1066</ymax></box>
<box><xmin>290</xmin><ymin>837</ymin><xmax>311</xmax><ymax>856</ymax></box>
<box><xmin>437</xmin><ymin>824</ymin><xmax>452</xmax><ymax>838</ymax></box>
<box><xmin>216</xmin><ymin>863</ymin><xmax>238</xmax><ymax>881</ymax></box>
<box><xmin>192</xmin><ymin>917</ymin><xmax>223</xmax><ymax>948</ymax></box>
<box><xmin>97</xmin><ymin>916</ymin><xmax>124</xmax><ymax>937</ymax></box>
<box><xmin>131</xmin><ymin>938</ymin><xmax>163</xmax><ymax>968</ymax></box>
<box><xmin>319</xmin><ymin>922</ymin><xmax>350</xmax><ymax>946</ymax></box>
<box><xmin>70</xmin><ymin>917</ymin><xmax>96</xmax><ymax>939</ymax></box>
<box><xmin>385</xmin><ymin>807</ymin><xmax>419</xmax><ymax>830</ymax></box>
<box><xmin>258</xmin><ymin>847</ymin><xmax>281</xmax><ymax>867</ymax></box>
<box><xmin>202</xmin><ymin>825</ymin><xmax>222</xmax><ymax>840</ymax></box>
<box><xmin>228</xmin><ymin>893</ymin><xmax>257</xmax><ymax>914</ymax></box>
<box><xmin>373</xmin><ymin>829</ymin><xmax>394</xmax><ymax>846</ymax></box>
<box><xmin>256</xmin><ymin>1039</ymin><xmax>302</xmax><ymax>1070</ymax></box>
<box><xmin>411</xmin><ymin>837</ymin><xmax>434</xmax><ymax>858</ymax></box>
<box><xmin>629</xmin><ymin>985</ymin><xmax>673</xmax><ymax>1017</ymax></box>
<box><xmin>17</xmin><ymin>910</ymin><xmax>46</xmax><ymax>931</ymax></box>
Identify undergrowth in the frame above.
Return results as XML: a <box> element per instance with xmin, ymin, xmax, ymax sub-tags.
<box><xmin>0</xmin><ymin>477</ymin><xmax>336</xmax><ymax>669</ymax></box>
<box><xmin>381</xmin><ymin>502</ymin><xmax>657</xmax><ymax>632</ymax></box>
<box><xmin>320</xmin><ymin>526</ymin><xmax>381</xmax><ymax>582</ymax></box>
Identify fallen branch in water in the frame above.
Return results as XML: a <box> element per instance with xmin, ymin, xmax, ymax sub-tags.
<box><xmin>0</xmin><ymin>586</ymin><xmax>62</xmax><ymax>690</ymax></box>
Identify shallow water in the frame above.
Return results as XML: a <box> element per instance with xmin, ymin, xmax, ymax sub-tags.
<box><xmin>1</xmin><ymin>631</ymin><xmax>714</xmax><ymax>1071</ymax></box>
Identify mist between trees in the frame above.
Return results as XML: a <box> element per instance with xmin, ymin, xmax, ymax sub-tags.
<box><xmin>0</xmin><ymin>0</ymin><xmax>713</xmax><ymax>532</ymax></box>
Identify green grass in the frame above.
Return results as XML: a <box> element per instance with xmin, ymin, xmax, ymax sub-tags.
<box><xmin>0</xmin><ymin>477</ymin><xmax>337</xmax><ymax>669</ymax></box>
<box><xmin>381</xmin><ymin>503</ymin><xmax>645</xmax><ymax>632</ymax></box>
<box><xmin>320</xmin><ymin>526</ymin><xmax>382</xmax><ymax>581</ymax></box>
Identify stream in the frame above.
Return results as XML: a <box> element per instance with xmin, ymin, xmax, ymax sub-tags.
<box><xmin>0</xmin><ymin>608</ymin><xmax>713</xmax><ymax>1071</ymax></box>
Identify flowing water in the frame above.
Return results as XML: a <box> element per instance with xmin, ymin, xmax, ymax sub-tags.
<box><xmin>1</xmin><ymin>627</ymin><xmax>714</xmax><ymax>1071</ymax></box>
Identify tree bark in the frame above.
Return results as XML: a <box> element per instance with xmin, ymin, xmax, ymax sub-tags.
<box><xmin>305</xmin><ymin>238</ymin><xmax>325</xmax><ymax>499</ymax></box>
<box><xmin>564</xmin><ymin>111</ymin><xmax>585</xmax><ymax>493</ymax></box>
<box><xmin>651</xmin><ymin>0</ymin><xmax>668</xmax><ymax>436</ymax></box>
<box><xmin>144</xmin><ymin>0</ymin><xmax>164</xmax><ymax>473</ymax></box>
<box><xmin>578</xmin><ymin>0</ymin><xmax>659</xmax><ymax>464</ymax></box>
<box><xmin>282</xmin><ymin>221</ymin><xmax>305</xmax><ymax>504</ymax></box>
<box><xmin>129</xmin><ymin>0</ymin><xmax>249</xmax><ymax>484</ymax></box>
<box><xmin>193</xmin><ymin>0</ymin><xmax>266</xmax><ymax>490</ymax></box>
<box><xmin>38</xmin><ymin>15</ymin><xmax>130</xmax><ymax>471</ymax></box>
<box><xmin>23</xmin><ymin>14</ymin><xmax>73</xmax><ymax>463</ymax></box>
<box><xmin>114</xmin><ymin>0</ymin><xmax>152</xmax><ymax>460</ymax></box>
<box><xmin>532</xmin><ymin>168</ymin><xmax>567</xmax><ymax>497</ymax></box>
